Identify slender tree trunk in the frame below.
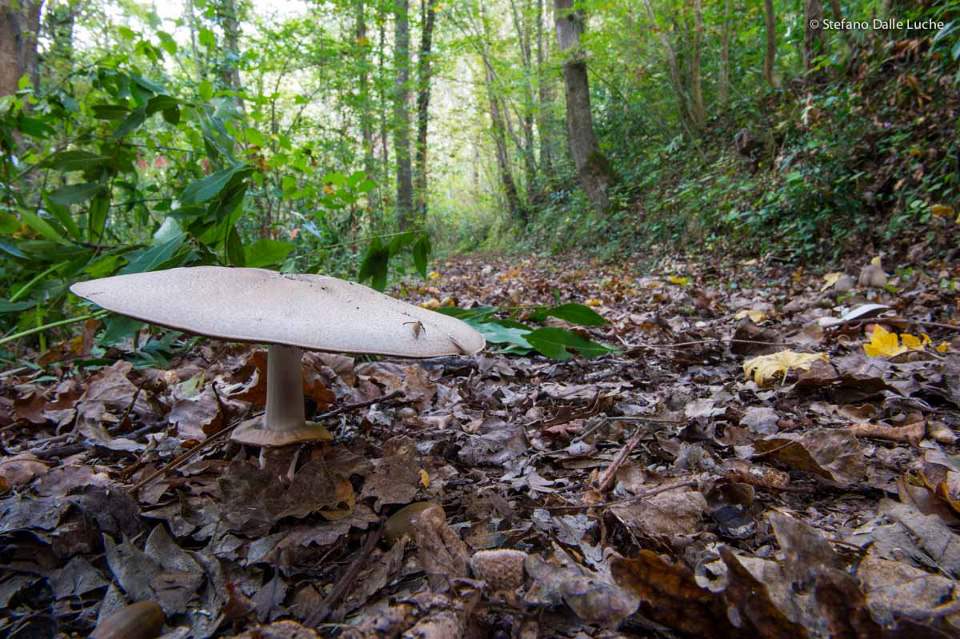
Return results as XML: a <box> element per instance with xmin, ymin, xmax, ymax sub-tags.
<box><xmin>378</xmin><ymin>4</ymin><xmax>390</xmax><ymax>212</ymax></box>
<box><xmin>510</xmin><ymin>0</ymin><xmax>538</xmax><ymax>194</ymax></box>
<box><xmin>554</xmin><ymin>0</ymin><xmax>612</xmax><ymax>212</ymax></box>
<box><xmin>718</xmin><ymin>0</ymin><xmax>731</xmax><ymax>106</ymax></box>
<box><xmin>763</xmin><ymin>0</ymin><xmax>778</xmax><ymax>88</ymax></box>
<box><xmin>689</xmin><ymin>0</ymin><xmax>705</xmax><ymax>128</ymax></box>
<box><xmin>414</xmin><ymin>0</ymin><xmax>437</xmax><ymax>220</ymax></box>
<box><xmin>356</xmin><ymin>0</ymin><xmax>379</xmax><ymax>214</ymax></box>
<box><xmin>535</xmin><ymin>0</ymin><xmax>553</xmax><ymax>179</ymax></box>
<box><xmin>215</xmin><ymin>0</ymin><xmax>244</xmax><ymax>104</ymax></box>
<box><xmin>641</xmin><ymin>0</ymin><xmax>694</xmax><ymax>135</ymax></box>
<box><xmin>479</xmin><ymin>1</ymin><xmax>525</xmax><ymax>223</ymax></box>
<box><xmin>484</xmin><ymin>61</ymin><xmax>525</xmax><ymax>223</ymax></box>
<box><xmin>803</xmin><ymin>0</ymin><xmax>825</xmax><ymax>70</ymax></box>
<box><xmin>0</xmin><ymin>0</ymin><xmax>44</xmax><ymax>96</ymax></box>
<box><xmin>393</xmin><ymin>0</ymin><xmax>414</xmax><ymax>229</ymax></box>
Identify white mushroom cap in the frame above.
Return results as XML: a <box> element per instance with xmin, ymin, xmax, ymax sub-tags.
<box><xmin>70</xmin><ymin>266</ymin><xmax>484</xmax><ymax>357</ymax></box>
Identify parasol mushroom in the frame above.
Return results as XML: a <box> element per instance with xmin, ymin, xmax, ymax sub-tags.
<box><xmin>70</xmin><ymin>266</ymin><xmax>484</xmax><ymax>446</ymax></box>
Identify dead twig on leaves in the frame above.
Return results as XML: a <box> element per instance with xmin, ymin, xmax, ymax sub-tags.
<box><xmin>595</xmin><ymin>427</ymin><xmax>645</xmax><ymax>494</ymax></box>
<box><xmin>545</xmin><ymin>478</ymin><xmax>700</xmax><ymax>511</ymax></box>
<box><xmin>306</xmin><ymin>526</ymin><xmax>383</xmax><ymax>626</ymax></box>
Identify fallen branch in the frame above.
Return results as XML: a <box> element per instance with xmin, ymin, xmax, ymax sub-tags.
<box><xmin>306</xmin><ymin>526</ymin><xmax>383</xmax><ymax>625</ymax></box>
<box><xmin>848</xmin><ymin>421</ymin><xmax>925</xmax><ymax>446</ymax></box>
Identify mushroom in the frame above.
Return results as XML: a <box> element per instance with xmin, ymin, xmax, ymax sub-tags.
<box><xmin>70</xmin><ymin>266</ymin><xmax>484</xmax><ymax>446</ymax></box>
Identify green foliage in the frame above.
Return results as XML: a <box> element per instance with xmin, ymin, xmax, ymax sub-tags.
<box><xmin>439</xmin><ymin>302</ymin><xmax>615</xmax><ymax>360</ymax></box>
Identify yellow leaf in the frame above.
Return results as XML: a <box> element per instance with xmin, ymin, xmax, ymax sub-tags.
<box><xmin>821</xmin><ymin>272</ymin><xmax>843</xmax><ymax>291</ymax></box>
<box><xmin>743</xmin><ymin>351</ymin><xmax>828</xmax><ymax>386</ymax></box>
<box><xmin>668</xmin><ymin>275</ymin><xmax>690</xmax><ymax>286</ymax></box>
<box><xmin>585</xmin><ymin>297</ymin><xmax>603</xmax><ymax>307</ymax></box>
<box><xmin>931</xmin><ymin>203</ymin><xmax>955</xmax><ymax>218</ymax></box>
<box><xmin>735</xmin><ymin>309</ymin><xmax>768</xmax><ymax>323</ymax></box>
<box><xmin>419</xmin><ymin>298</ymin><xmax>441</xmax><ymax>310</ymax></box>
<box><xmin>937</xmin><ymin>342</ymin><xmax>951</xmax><ymax>353</ymax></box>
<box><xmin>870</xmin><ymin>255</ymin><xmax>882</xmax><ymax>267</ymax></box>
<box><xmin>863</xmin><ymin>325</ymin><xmax>905</xmax><ymax>357</ymax></box>
<box><xmin>900</xmin><ymin>332</ymin><xmax>931</xmax><ymax>349</ymax></box>
<box><xmin>419</xmin><ymin>468</ymin><xmax>430</xmax><ymax>488</ymax></box>
<box><xmin>864</xmin><ymin>325</ymin><xmax>930</xmax><ymax>358</ymax></box>
<box><xmin>427</xmin><ymin>270</ymin><xmax>441</xmax><ymax>280</ymax></box>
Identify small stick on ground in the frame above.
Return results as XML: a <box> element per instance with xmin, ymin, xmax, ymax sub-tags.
<box><xmin>307</xmin><ymin>526</ymin><xmax>383</xmax><ymax>626</ymax></box>
<box><xmin>595</xmin><ymin>427</ymin><xmax>645</xmax><ymax>494</ymax></box>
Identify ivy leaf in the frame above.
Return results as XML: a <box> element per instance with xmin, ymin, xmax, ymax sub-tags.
<box><xmin>530</xmin><ymin>302</ymin><xmax>607</xmax><ymax>326</ymax></box>
<box><xmin>526</xmin><ymin>327</ymin><xmax>615</xmax><ymax>360</ymax></box>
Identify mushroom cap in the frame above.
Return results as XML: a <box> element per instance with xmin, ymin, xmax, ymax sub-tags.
<box><xmin>469</xmin><ymin>549</ymin><xmax>528</xmax><ymax>591</ymax></box>
<box><xmin>70</xmin><ymin>267</ymin><xmax>484</xmax><ymax>358</ymax></box>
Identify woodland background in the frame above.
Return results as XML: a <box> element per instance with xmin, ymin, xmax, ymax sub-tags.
<box><xmin>0</xmin><ymin>0</ymin><xmax>958</xmax><ymax>351</ymax></box>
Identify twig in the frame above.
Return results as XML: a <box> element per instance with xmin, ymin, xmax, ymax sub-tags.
<box><xmin>595</xmin><ymin>427</ymin><xmax>645</xmax><ymax>494</ymax></box>
<box><xmin>127</xmin><ymin>419</ymin><xmax>242</xmax><ymax>495</ymax></box>
<box><xmin>544</xmin><ymin>478</ymin><xmax>700</xmax><ymax>511</ymax></box>
<box><xmin>307</xmin><ymin>526</ymin><xmax>383</xmax><ymax>626</ymax></box>
<box><xmin>316</xmin><ymin>390</ymin><xmax>403</xmax><ymax>419</ymax></box>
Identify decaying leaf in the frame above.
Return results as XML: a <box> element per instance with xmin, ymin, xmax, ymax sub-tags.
<box><xmin>743</xmin><ymin>351</ymin><xmax>829</xmax><ymax>386</ymax></box>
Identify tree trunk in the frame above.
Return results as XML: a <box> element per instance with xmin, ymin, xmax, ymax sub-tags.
<box><xmin>718</xmin><ymin>0</ymin><xmax>731</xmax><ymax>106</ymax></box>
<box><xmin>393</xmin><ymin>0</ymin><xmax>414</xmax><ymax>229</ymax></box>
<box><xmin>485</xmin><ymin>61</ymin><xmax>525</xmax><ymax>223</ymax></box>
<box><xmin>763</xmin><ymin>0</ymin><xmax>778</xmax><ymax>88</ymax></box>
<box><xmin>356</xmin><ymin>0</ymin><xmax>379</xmax><ymax>214</ymax></box>
<box><xmin>535</xmin><ymin>0</ymin><xmax>554</xmax><ymax>178</ymax></box>
<box><xmin>641</xmin><ymin>0</ymin><xmax>694</xmax><ymax>135</ymax></box>
<box><xmin>803</xmin><ymin>0</ymin><xmax>824</xmax><ymax>70</ymax></box>
<box><xmin>554</xmin><ymin>0</ymin><xmax>612</xmax><ymax>212</ymax></box>
<box><xmin>377</xmin><ymin>3</ymin><xmax>390</xmax><ymax>212</ymax></box>
<box><xmin>215</xmin><ymin>0</ymin><xmax>243</xmax><ymax>103</ymax></box>
<box><xmin>414</xmin><ymin>0</ymin><xmax>437</xmax><ymax>220</ymax></box>
<box><xmin>510</xmin><ymin>0</ymin><xmax>538</xmax><ymax>195</ymax></box>
<box><xmin>689</xmin><ymin>0</ymin><xmax>706</xmax><ymax>128</ymax></box>
<box><xmin>479</xmin><ymin>0</ymin><xmax>525</xmax><ymax>223</ymax></box>
<box><xmin>0</xmin><ymin>0</ymin><xmax>43</xmax><ymax>96</ymax></box>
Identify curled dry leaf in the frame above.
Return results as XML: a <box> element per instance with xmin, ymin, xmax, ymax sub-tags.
<box><xmin>743</xmin><ymin>351</ymin><xmax>828</xmax><ymax>386</ymax></box>
<box><xmin>611</xmin><ymin>551</ymin><xmax>738</xmax><ymax>637</ymax></box>
<box><xmin>754</xmin><ymin>429</ymin><xmax>866</xmax><ymax>486</ymax></box>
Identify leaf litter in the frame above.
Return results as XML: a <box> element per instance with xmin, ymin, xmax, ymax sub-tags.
<box><xmin>1</xmin><ymin>252</ymin><xmax>960</xmax><ymax>637</ymax></box>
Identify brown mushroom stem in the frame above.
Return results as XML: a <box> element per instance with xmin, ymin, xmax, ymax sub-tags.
<box><xmin>266</xmin><ymin>344</ymin><xmax>306</xmax><ymax>431</ymax></box>
<box><xmin>231</xmin><ymin>344</ymin><xmax>333</xmax><ymax>447</ymax></box>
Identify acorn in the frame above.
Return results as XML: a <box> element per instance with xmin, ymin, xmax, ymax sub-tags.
<box><xmin>91</xmin><ymin>601</ymin><xmax>165</xmax><ymax>639</ymax></box>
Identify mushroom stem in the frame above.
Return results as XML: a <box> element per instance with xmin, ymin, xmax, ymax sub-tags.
<box><xmin>265</xmin><ymin>344</ymin><xmax>307</xmax><ymax>432</ymax></box>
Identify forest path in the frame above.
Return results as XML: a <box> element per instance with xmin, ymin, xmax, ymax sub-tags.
<box><xmin>2</xmin><ymin>251</ymin><xmax>960</xmax><ymax>637</ymax></box>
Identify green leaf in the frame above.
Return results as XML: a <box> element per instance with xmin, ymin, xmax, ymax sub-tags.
<box><xmin>526</xmin><ymin>327</ymin><xmax>615</xmax><ymax>360</ymax></box>
<box><xmin>358</xmin><ymin>238</ymin><xmax>390</xmax><ymax>291</ymax></box>
<box><xmin>146</xmin><ymin>94</ymin><xmax>178</xmax><ymax>115</ymax></box>
<box><xmin>181</xmin><ymin>166</ymin><xmax>244</xmax><ymax>205</ymax></box>
<box><xmin>531</xmin><ymin>303</ymin><xmax>607</xmax><ymax>327</ymax></box>
<box><xmin>84</xmin><ymin>253</ymin><xmax>125</xmax><ymax>278</ymax></box>
<box><xmin>120</xmin><ymin>233</ymin><xmax>185</xmax><ymax>274</ymax></box>
<box><xmin>88</xmin><ymin>192</ymin><xmax>110</xmax><ymax>242</ymax></box>
<box><xmin>19</xmin><ymin>211</ymin><xmax>65</xmax><ymax>243</ymax></box>
<box><xmin>161</xmin><ymin>106</ymin><xmax>180</xmax><ymax>125</ymax></box>
<box><xmin>413</xmin><ymin>234</ymin><xmax>430</xmax><ymax>278</ymax></box>
<box><xmin>93</xmin><ymin>104</ymin><xmax>131</xmax><ymax>120</ymax></box>
<box><xmin>198</xmin><ymin>79</ymin><xmax>214</xmax><ymax>101</ymax></box>
<box><xmin>244</xmin><ymin>239</ymin><xmax>295</xmax><ymax>268</ymax></box>
<box><xmin>100</xmin><ymin>315</ymin><xmax>145</xmax><ymax>345</ymax></box>
<box><xmin>18</xmin><ymin>116</ymin><xmax>54</xmax><ymax>138</ymax></box>
<box><xmin>225</xmin><ymin>225</ymin><xmax>245</xmax><ymax>266</ymax></box>
<box><xmin>0</xmin><ymin>298</ymin><xmax>36</xmax><ymax>314</ymax></box>
<box><xmin>198</xmin><ymin>27</ymin><xmax>216</xmax><ymax>48</ymax></box>
<box><xmin>472</xmin><ymin>322</ymin><xmax>533</xmax><ymax>351</ymax></box>
<box><xmin>48</xmin><ymin>182</ymin><xmax>102</xmax><ymax>207</ymax></box>
<box><xmin>0</xmin><ymin>213</ymin><xmax>20</xmax><ymax>234</ymax></box>
<box><xmin>114</xmin><ymin>107</ymin><xmax>147</xmax><ymax>138</ymax></box>
<box><xmin>41</xmin><ymin>150</ymin><xmax>111</xmax><ymax>172</ymax></box>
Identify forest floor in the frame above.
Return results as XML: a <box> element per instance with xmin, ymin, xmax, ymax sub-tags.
<box><xmin>2</xmin><ymin>248</ymin><xmax>960</xmax><ymax>638</ymax></box>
